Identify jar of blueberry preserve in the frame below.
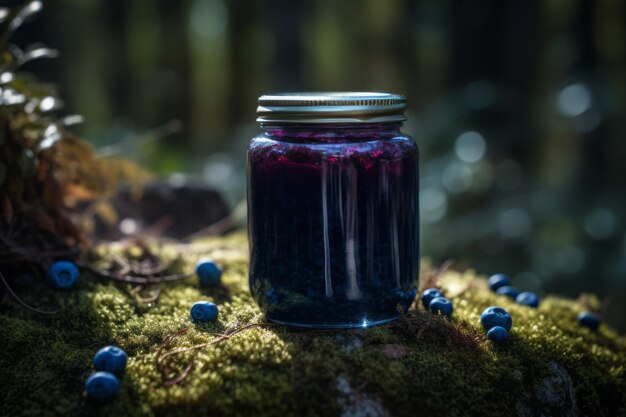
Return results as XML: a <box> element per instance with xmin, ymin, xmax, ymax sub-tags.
<box><xmin>247</xmin><ymin>92</ymin><xmax>419</xmax><ymax>328</ymax></box>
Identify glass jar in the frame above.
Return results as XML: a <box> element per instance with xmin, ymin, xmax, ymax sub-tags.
<box><xmin>247</xmin><ymin>92</ymin><xmax>419</xmax><ymax>328</ymax></box>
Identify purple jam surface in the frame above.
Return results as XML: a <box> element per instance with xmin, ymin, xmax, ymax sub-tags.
<box><xmin>247</xmin><ymin>124</ymin><xmax>419</xmax><ymax>328</ymax></box>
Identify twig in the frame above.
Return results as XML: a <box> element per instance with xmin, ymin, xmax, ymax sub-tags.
<box><xmin>132</xmin><ymin>285</ymin><xmax>161</xmax><ymax>303</ymax></box>
<box><xmin>0</xmin><ymin>270</ymin><xmax>58</xmax><ymax>315</ymax></box>
<box><xmin>128</xmin><ymin>259</ymin><xmax>174</xmax><ymax>276</ymax></box>
<box><xmin>419</xmin><ymin>258</ymin><xmax>454</xmax><ymax>293</ymax></box>
<box><xmin>155</xmin><ymin>322</ymin><xmax>283</xmax><ymax>387</ymax></box>
<box><xmin>80</xmin><ymin>263</ymin><xmax>193</xmax><ymax>285</ymax></box>
<box><xmin>79</xmin><ymin>241</ymin><xmax>191</xmax><ymax>305</ymax></box>
<box><xmin>111</xmin><ymin>254</ymin><xmax>131</xmax><ymax>276</ymax></box>
<box><xmin>182</xmin><ymin>214</ymin><xmax>238</xmax><ymax>242</ymax></box>
<box><xmin>142</xmin><ymin>215</ymin><xmax>175</xmax><ymax>239</ymax></box>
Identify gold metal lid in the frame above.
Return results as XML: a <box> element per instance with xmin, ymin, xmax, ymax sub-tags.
<box><xmin>256</xmin><ymin>92</ymin><xmax>407</xmax><ymax>123</ymax></box>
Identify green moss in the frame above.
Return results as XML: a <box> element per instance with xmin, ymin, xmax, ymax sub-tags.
<box><xmin>1</xmin><ymin>233</ymin><xmax>625</xmax><ymax>417</ymax></box>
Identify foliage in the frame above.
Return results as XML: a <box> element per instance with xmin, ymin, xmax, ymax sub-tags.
<box><xmin>0</xmin><ymin>1</ymin><xmax>149</xmax><ymax>254</ymax></box>
<box><xmin>1</xmin><ymin>233</ymin><xmax>624</xmax><ymax>417</ymax></box>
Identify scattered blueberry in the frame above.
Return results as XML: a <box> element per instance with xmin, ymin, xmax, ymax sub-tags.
<box><xmin>496</xmin><ymin>285</ymin><xmax>520</xmax><ymax>300</ymax></box>
<box><xmin>488</xmin><ymin>274</ymin><xmax>510</xmax><ymax>291</ymax></box>
<box><xmin>196</xmin><ymin>259</ymin><xmax>223</xmax><ymax>286</ymax></box>
<box><xmin>47</xmin><ymin>261</ymin><xmax>79</xmax><ymax>289</ymax></box>
<box><xmin>94</xmin><ymin>346</ymin><xmax>128</xmax><ymax>374</ymax></box>
<box><xmin>421</xmin><ymin>288</ymin><xmax>444</xmax><ymax>309</ymax></box>
<box><xmin>394</xmin><ymin>287</ymin><xmax>416</xmax><ymax>300</ymax></box>
<box><xmin>486</xmin><ymin>326</ymin><xmax>509</xmax><ymax>344</ymax></box>
<box><xmin>85</xmin><ymin>372</ymin><xmax>120</xmax><ymax>401</ymax></box>
<box><xmin>190</xmin><ymin>301</ymin><xmax>219</xmax><ymax>323</ymax></box>
<box><xmin>428</xmin><ymin>297</ymin><xmax>453</xmax><ymax>317</ymax></box>
<box><xmin>578</xmin><ymin>311</ymin><xmax>601</xmax><ymax>331</ymax></box>
<box><xmin>516</xmin><ymin>292</ymin><xmax>540</xmax><ymax>308</ymax></box>
<box><xmin>394</xmin><ymin>287</ymin><xmax>417</xmax><ymax>311</ymax></box>
<box><xmin>480</xmin><ymin>306</ymin><xmax>512</xmax><ymax>331</ymax></box>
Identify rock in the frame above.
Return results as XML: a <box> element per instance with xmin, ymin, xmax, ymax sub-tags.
<box><xmin>517</xmin><ymin>361</ymin><xmax>578</xmax><ymax>417</ymax></box>
<box><xmin>534</xmin><ymin>361</ymin><xmax>578</xmax><ymax>416</ymax></box>
<box><xmin>336</xmin><ymin>375</ymin><xmax>390</xmax><ymax>417</ymax></box>
<box><xmin>84</xmin><ymin>177</ymin><xmax>231</xmax><ymax>240</ymax></box>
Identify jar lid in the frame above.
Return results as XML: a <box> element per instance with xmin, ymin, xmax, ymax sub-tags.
<box><xmin>256</xmin><ymin>92</ymin><xmax>406</xmax><ymax>124</ymax></box>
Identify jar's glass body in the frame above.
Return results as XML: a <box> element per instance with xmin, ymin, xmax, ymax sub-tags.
<box><xmin>247</xmin><ymin>123</ymin><xmax>419</xmax><ymax>328</ymax></box>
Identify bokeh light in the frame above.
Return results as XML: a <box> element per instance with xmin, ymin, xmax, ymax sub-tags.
<box><xmin>420</xmin><ymin>187</ymin><xmax>447</xmax><ymax>224</ymax></box>
<box><xmin>585</xmin><ymin>208</ymin><xmax>617</xmax><ymax>240</ymax></box>
<box><xmin>442</xmin><ymin>161</ymin><xmax>473</xmax><ymax>193</ymax></box>
<box><xmin>556</xmin><ymin>83</ymin><xmax>591</xmax><ymax>117</ymax></box>
<box><xmin>497</xmin><ymin>208</ymin><xmax>531</xmax><ymax>239</ymax></box>
<box><xmin>454</xmin><ymin>131</ymin><xmax>486</xmax><ymax>163</ymax></box>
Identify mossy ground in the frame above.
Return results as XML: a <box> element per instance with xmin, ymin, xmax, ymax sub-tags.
<box><xmin>1</xmin><ymin>233</ymin><xmax>625</xmax><ymax>417</ymax></box>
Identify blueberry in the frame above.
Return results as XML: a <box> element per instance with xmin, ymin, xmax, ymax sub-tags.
<box><xmin>190</xmin><ymin>301</ymin><xmax>219</xmax><ymax>323</ymax></box>
<box><xmin>395</xmin><ymin>287</ymin><xmax>417</xmax><ymax>302</ymax></box>
<box><xmin>428</xmin><ymin>297</ymin><xmax>453</xmax><ymax>317</ymax></box>
<box><xmin>578</xmin><ymin>311</ymin><xmax>601</xmax><ymax>331</ymax></box>
<box><xmin>488</xmin><ymin>274</ymin><xmax>510</xmax><ymax>291</ymax></box>
<box><xmin>486</xmin><ymin>326</ymin><xmax>509</xmax><ymax>344</ymax></box>
<box><xmin>85</xmin><ymin>372</ymin><xmax>119</xmax><ymax>401</ymax></box>
<box><xmin>516</xmin><ymin>292</ymin><xmax>540</xmax><ymax>308</ymax></box>
<box><xmin>47</xmin><ymin>261</ymin><xmax>79</xmax><ymax>289</ymax></box>
<box><xmin>421</xmin><ymin>288</ymin><xmax>444</xmax><ymax>309</ymax></box>
<box><xmin>496</xmin><ymin>286</ymin><xmax>520</xmax><ymax>300</ymax></box>
<box><xmin>480</xmin><ymin>306</ymin><xmax>512</xmax><ymax>331</ymax></box>
<box><xmin>394</xmin><ymin>287</ymin><xmax>417</xmax><ymax>312</ymax></box>
<box><xmin>196</xmin><ymin>259</ymin><xmax>222</xmax><ymax>286</ymax></box>
<box><xmin>94</xmin><ymin>346</ymin><xmax>128</xmax><ymax>374</ymax></box>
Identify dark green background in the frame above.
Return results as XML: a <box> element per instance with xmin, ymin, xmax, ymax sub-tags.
<box><xmin>9</xmin><ymin>0</ymin><xmax>626</xmax><ymax>329</ymax></box>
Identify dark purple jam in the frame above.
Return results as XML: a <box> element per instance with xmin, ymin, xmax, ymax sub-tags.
<box><xmin>247</xmin><ymin>123</ymin><xmax>419</xmax><ymax>328</ymax></box>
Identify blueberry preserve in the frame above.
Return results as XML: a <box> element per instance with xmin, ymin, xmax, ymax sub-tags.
<box><xmin>248</xmin><ymin>92</ymin><xmax>419</xmax><ymax>328</ymax></box>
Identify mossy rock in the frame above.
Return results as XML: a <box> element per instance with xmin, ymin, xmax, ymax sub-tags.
<box><xmin>1</xmin><ymin>233</ymin><xmax>624</xmax><ymax>417</ymax></box>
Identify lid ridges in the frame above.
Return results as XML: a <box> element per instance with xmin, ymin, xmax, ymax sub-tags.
<box><xmin>257</xmin><ymin>92</ymin><xmax>407</xmax><ymax>124</ymax></box>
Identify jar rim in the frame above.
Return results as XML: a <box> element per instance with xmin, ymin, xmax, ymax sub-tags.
<box><xmin>256</xmin><ymin>92</ymin><xmax>407</xmax><ymax>124</ymax></box>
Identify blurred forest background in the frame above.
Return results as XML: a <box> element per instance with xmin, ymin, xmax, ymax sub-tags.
<box><xmin>8</xmin><ymin>0</ymin><xmax>626</xmax><ymax>329</ymax></box>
